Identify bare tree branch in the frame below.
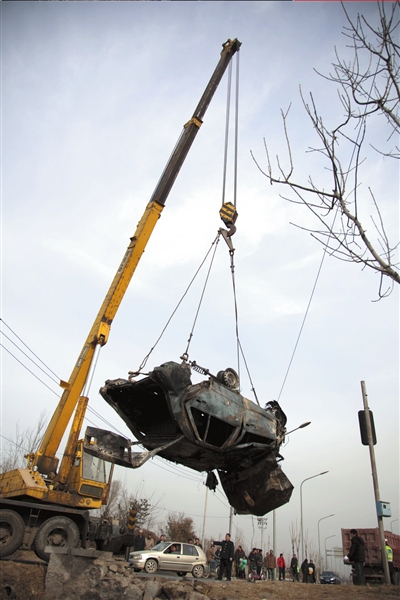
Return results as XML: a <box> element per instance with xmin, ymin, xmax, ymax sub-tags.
<box><xmin>252</xmin><ymin>1</ymin><xmax>399</xmax><ymax>298</ymax></box>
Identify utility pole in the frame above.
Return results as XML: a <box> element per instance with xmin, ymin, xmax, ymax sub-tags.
<box><xmin>257</xmin><ymin>518</ymin><xmax>268</xmax><ymax>555</ymax></box>
<box><xmin>360</xmin><ymin>381</ymin><xmax>390</xmax><ymax>585</ymax></box>
<box><xmin>201</xmin><ymin>486</ymin><xmax>209</xmax><ymax>549</ymax></box>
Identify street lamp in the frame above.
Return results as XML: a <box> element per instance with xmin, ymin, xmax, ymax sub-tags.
<box><xmin>318</xmin><ymin>514</ymin><xmax>335</xmax><ymax>572</ymax></box>
<box><xmin>300</xmin><ymin>471</ymin><xmax>329</xmax><ymax>561</ymax></box>
<box><xmin>324</xmin><ymin>534</ymin><xmax>336</xmax><ymax>571</ymax></box>
<box><xmin>286</xmin><ymin>421</ymin><xmax>312</xmax><ymax>435</ymax></box>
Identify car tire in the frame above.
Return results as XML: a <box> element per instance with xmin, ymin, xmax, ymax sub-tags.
<box><xmin>133</xmin><ymin>568</ymin><xmax>141</xmax><ymax>573</ymax></box>
<box><xmin>176</xmin><ymin>572</ymin><xmax>184</xmax><ymax>576</ymax></box>
<box><xmin>34</xmin><ymin>516</ymin><xmax>80</xmax><ymax>562</ymax></box>
<box><xmin>192</xmin><ymin>564</ymin><xmax>204</xmax><ymax>578</ymax></box>
<box><xmin>0</xmin><ymin>509</ymin><xmax>25</xmax><ymax>558</ymax></box>
<box><xmin>144</xmin><ymin>558</ymin><xmax>158</xmax><ymax>574</ymax></box>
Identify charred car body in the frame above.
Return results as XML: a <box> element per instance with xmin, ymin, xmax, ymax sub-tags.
<box><xmin>96</xmin><ymin>361</ymin><xmax>293</xmax><ymax>516</ymax></box>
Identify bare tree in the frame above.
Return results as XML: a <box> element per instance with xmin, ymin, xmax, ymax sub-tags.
<box><xmin>164</xmin><ymin>512</ymin><xmax>197</xmax><ymax>542</ymax></box>
<box><xmin>0</xmin><ymin>411</ymin><xmax>47</xmax><ymax>473</ymax></box>
<box><xmin>289</xmin><ymin>521</ymin><xmax>301</xmax><ymax>557</ymax></box>
<box><xmin>100</xmin><ymin>478</ymin><xmax>158</xmax><ymax>529</ymax></box>
<box><xmin>253</xmin><ymin>1</ymin><xmax>399</xmax><ymax>299</ymax></box>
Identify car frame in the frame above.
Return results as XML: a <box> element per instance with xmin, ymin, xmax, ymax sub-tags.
<box><xmin>319</xmin><ymin>570</ymin><xmax>341</xmax><ymax>584</ymax></box>
<box><xmin>128</xmin><ymin>541</ymin><xmax>207</xmax><ymax>578</ymax></box>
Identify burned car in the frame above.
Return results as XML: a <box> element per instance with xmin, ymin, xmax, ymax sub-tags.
<box><xmin>96</xmin><ymin>361</ymin><xmax>293</xmax><ymax>515</ymax></box>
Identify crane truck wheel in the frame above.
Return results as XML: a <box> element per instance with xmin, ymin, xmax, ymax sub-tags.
<box><xmin>0</xmin><ymin>509</ymin><xmax>25</xmax><ymax>558</ymax></box>
<box><xmin>34</xmin><ymin>516</ymin><xmax>80</xmax><ymax>562</ymax></box>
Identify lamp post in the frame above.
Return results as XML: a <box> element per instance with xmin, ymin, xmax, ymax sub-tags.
<box><xmin>318</xmin><ymin>514</ymin><xmax>335</xmax><ymax>572</ymax></box>
<box><xmin>324</xmin><ymin>534</ymin><xmax>336</xmax><ymax>571</ymax></box>
<box><xmin>300</xmin><ymin>471</ymin><xmax>329</xmax><ymax>561</ymax></box>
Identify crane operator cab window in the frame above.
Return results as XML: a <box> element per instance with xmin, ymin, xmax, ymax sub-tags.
<box><xmin>82</xmin><ymin>451</ymin><xmax>112</xmax><ymax>483</ymax></box>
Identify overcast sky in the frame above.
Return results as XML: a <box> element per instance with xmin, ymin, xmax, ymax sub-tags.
<box><xmin>1</xmin><ymin>1</ymin><xmax>398</xmax><ymax>573</ymax></box>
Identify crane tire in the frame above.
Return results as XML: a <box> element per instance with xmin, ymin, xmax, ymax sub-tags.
<box><xmin>34</xmin><ymin>516</ymin><xmax>80</xmax><ymax>562</ymax></box>
<box><xmin>0</xmin><ymin>509</ymin><xmax>25</xmax><ymax>558</ymax></box>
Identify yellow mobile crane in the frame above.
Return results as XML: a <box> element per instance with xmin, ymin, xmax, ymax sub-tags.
<box><xmin>0</xmin><ymin>38</ymin><xmax>241</xmax><ymax>561</ymax></box>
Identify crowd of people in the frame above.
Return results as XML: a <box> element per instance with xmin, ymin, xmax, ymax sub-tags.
<box><xmin>131</xmin><ymin>528</ymin><xmax>323</xmax><ymax>583</ymax></box>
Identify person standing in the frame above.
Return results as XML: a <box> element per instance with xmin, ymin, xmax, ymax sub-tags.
<box><xmin>308</xmin><ymin>559</ymin><xmax>316</xmax><ymax>583</ymax></box>
<box><xmin>133</xmin><ymin>529</ymin><xmax>145</xmax><ymax>552</ymax></box>
<box><xmin>255</xmin><ymin>549</ymin><xmax>263</xmax><ymax>575</ymax></box>
<box><xmin>206</xmin><ymin>543</ymin><xmax>217</xmax><ymax>574</ymax></box>
<box><xmin>145</xmin><ymin>533</ymin><xmax>155</xmax><ymax>550</ymax></box>
<box><xmin>347</xmin><ymin>529</ymin><xmax>366</xmax><ymax>585</ymax></box>
<box><xmin>277</xmin><ymin>553</ymin><xmax>286</xmax><ymax>581</ymax></box>
<box><xmin>214</xmin><ymin>533</ymin><xmax>235</xmax><ymax>581</ymax></box>
<box><xmin>265</xmin><ymin>549</ymin><xmax>276</xmax><ymax>580</ymax></box>
<box><xmin>156</xmin><ymin>533</ymin><xmax>166</xmax><ymax>545</ymax></box>
<box><xmin>234</xmin><ymin>545</ymin><xmax>245</xmax><ymax>577</ymax></box>
<box><xmin>385</xmin><ymin>538</ymin><xmax>395</xmax><ymax>585</ymax></box>
<box><xmin>290</xmin><ymin>554</ymin><xmax>299</xmax><ymax>581</ymax></box>
<box><xmin>301</xmin><ymin>558</ymin><xmax>309</xmax><ymax>583</ymax></box>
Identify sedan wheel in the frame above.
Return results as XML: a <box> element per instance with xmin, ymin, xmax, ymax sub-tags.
<box><xmin>144</xmin><ymin>558</ymin><xmax>158</xmax><ymax>574</ymax></box>
<box><xmin>192</xmin><ymin>564</ymin><xmax>204</xmax><ymax>578</ymax></box>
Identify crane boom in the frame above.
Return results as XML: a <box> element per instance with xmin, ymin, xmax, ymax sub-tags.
<box><xmin>32</xmin><ymin>38</ymin><xmax>241</xmax><ymax>480</ymax></box>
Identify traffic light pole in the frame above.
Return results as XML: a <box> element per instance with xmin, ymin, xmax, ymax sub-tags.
<box><xmin>360</xmin><ymin>381</ymin><xmax>390</xmax><ymax>585</ymax></box>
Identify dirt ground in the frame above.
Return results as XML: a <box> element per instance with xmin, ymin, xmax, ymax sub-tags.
<box><xmin>1</xmin><ymin>560</ymin><xmax>399</xmax><ymax>600</ymax></box>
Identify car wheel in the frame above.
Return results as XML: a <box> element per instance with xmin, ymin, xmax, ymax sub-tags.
<box><xmin>192</xmin><ymin>564</ymin><xmax>204</xmax><ymax>578</ymax></box>
<box><xmin>0</xmin><ymin>510</ymin><xmax>25</xmax><ymax>558</ymax></box>
<box><xmin>34</xmin><ymin>516</ymin><xmax>80</xmax><ymax>562</ymax></box>
<box><xmin>176</xmin><ymin>572</ymin><xmax>184</xmax><ymax>576</ymax></box>
<box><xmin>144</xmin><ymin>558</ymin><xmax>158</xmax><ymax>574</ymax></box>
<box><xmin>133</xmin><ymin>568</ymin><xmax>141</xmax><ymax>572</ymax></box>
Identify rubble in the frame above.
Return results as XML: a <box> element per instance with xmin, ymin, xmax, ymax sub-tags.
<box><xmin>42</xmin><ymin>550</ymin><xmax>209</xmax><ymax>600</ymax></box>
<box><xmin>1</xmin><ymin>551</ymin><xmax>399</xmax><ymax>600</ymax></box>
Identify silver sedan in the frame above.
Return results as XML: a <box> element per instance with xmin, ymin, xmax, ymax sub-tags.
<box><xmin>129</xmin><ymin>541</ymin><xmax>207</xmax><ymax>578</ymax></box>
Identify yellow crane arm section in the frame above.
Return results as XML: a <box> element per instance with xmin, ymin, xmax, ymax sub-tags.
<box><xmin>33</xmin><ymin>201</ymin><xmax>163</xmax><ymax>475</ymax></box>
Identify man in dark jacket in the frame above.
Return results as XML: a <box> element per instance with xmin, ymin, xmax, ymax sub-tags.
<box><xmin>214</xmin><ymin>533</ymin><xmax>235</xmax><ymax>581</ymax></box>
<box><xmin>347</xmin><ymin>529</ymin><xmax>366</xmax><ymax>585</ymax></box>
<box><xmin>133</xmin><ymin>529</ymin><xmax>146</xmax><ymax>552</ymax></box>
<box><xmin>301</xmin><ymin>558</ymin><xmax>309</xmax><ymax>583</ymax></box>
<box><xmin>255</xmin><ymin>549</ymin><xmax>263</xmax><ymax>575</ymax></box>
<box><xmin>290</xmin><ymin>554</ymin><xmax>299</xmax><ymax>581</ymax></box>
<box><xmin>233</xmin><ymin>545</ymin><xmax>245</xmax><ymax>577</ymax></box>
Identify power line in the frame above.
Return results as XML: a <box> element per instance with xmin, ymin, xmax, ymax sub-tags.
<box><xmin>0</xmin><ymin>318</ymin><xmax>61</xmax><ymax>380</ymax></box>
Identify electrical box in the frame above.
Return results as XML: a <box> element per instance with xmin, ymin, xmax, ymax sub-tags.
<box><xmin>376</xmin><ymin>501</ymin><xmax>391</xmax><ymax>517</ymax></box>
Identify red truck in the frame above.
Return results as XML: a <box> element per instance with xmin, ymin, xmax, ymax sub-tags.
<box><xmin>342</xmin><ymin>528</ymin><xmax>400</xmax><ymax>585</ymax></box>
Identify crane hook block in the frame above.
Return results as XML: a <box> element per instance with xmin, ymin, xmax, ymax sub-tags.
<box><xmin>220</xmin><ymin>202</ymin><xmax>238</xmax><ymax>237</ymax></box>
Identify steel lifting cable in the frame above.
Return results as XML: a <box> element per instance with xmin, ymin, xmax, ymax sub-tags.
<box><xmin>221</xmin><ymin>51</ymin><xmax>240</xmax><ymax>210</ymax></box>
<box><xmin>228</xmin><ymin>249</ymin><xmax>260</xmax><ymax>406</ymax></box>
<box><xmin>132</xmin><ymin>232</ymin><xmax>222</xmax><ymax>375</ymax></box>
<box><xmin>180</xmin><ymin>233</ymin><xmax>221</xmax><ymax>361</ymax></box>
<box><xmin>219</xmin><ymin>51</ymin><xmax>260</xmax><ymax>405</ymax></box>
